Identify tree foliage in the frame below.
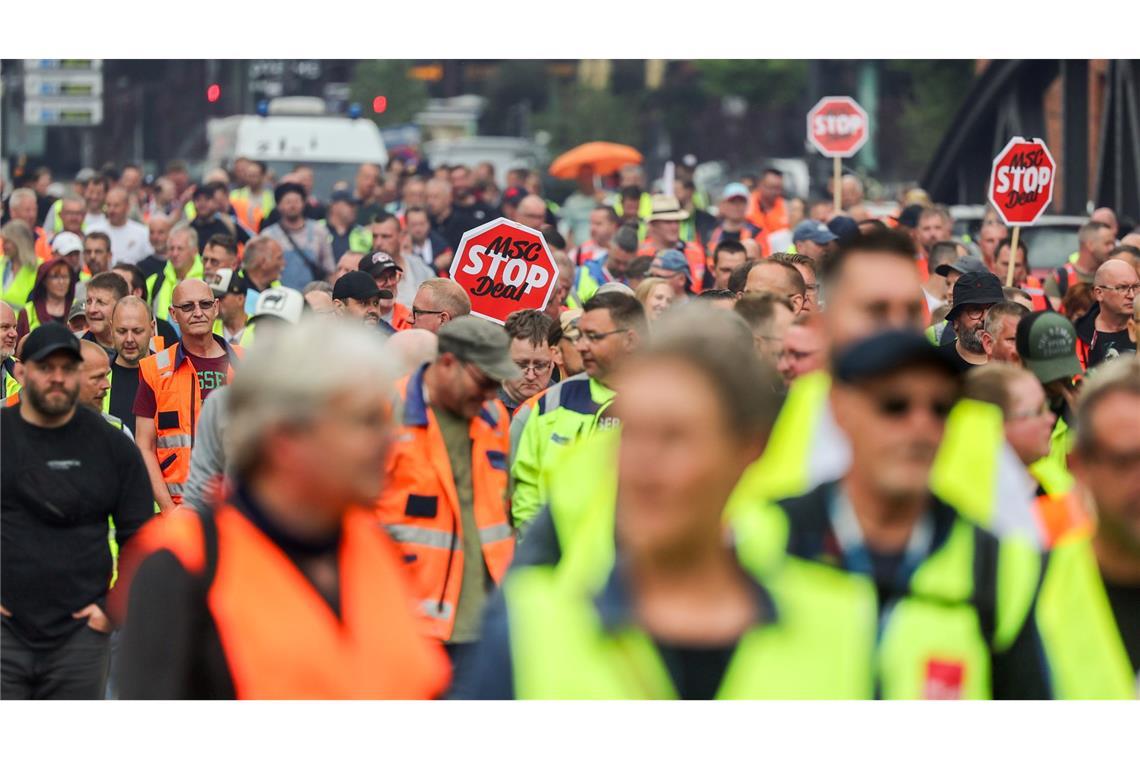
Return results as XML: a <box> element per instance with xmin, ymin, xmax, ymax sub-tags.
<box><xmin>349</xmin><ymin>60</ymin><xmax>429</xmax><ymax>126</ymax></box>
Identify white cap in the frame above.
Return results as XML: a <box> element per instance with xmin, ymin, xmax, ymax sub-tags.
<box><xmin>595</xmin><ymin>281</ymin><xmax>636</xmax><ymax>297</ymax></box>
<box><xmin>51</xmin><ymin>231</ymin><xmax>83</xmax><ymax>256</ymax></box>
<box><xmin>249</xmin><ymin>287</ymin><xmax>304</xmax><ymax>325</ymax></box>
<box><xmin>206</xmin><ymin>268</ymin><xmax>236</xmax><ymax>297</ymax></box>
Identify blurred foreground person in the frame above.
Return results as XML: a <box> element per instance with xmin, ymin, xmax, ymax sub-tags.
<box><xmin>775</xmin><ymin>331</ymin><xmax>1051</xmax><ymax>698</ymax></box>
<box><xmin>457</xmin><ymin>305</ymin><xmax>873</xmax><ymax>699</ymax></box>
<box><xmin>1035</xmin><ymin>358</ymin><xmax>1140</xmax><ymax>697</ymax></box>
<box><xmin>113</xmin><ymin>321</ymin><xmax>450</xmax><ymax>699</ymax></box>
<box><xmin>2</xmin><ymin>325</ymin><xmax>151</xmax><ymax>699</ymax></box>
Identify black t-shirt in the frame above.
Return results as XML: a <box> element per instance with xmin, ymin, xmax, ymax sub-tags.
<box><xmin>109</xmin><ymin>362</ymin><xmax>141</xmax><ymax>426</ymax></box>
<box><xmin>1087</xmin><ymin>329</ymin><xmax>1136</xmax><ymax>368</ymax></box>
<box><xmin>1104</xmin><ymin>580</ymin><xmax>1140</xmax><ymax>676</ymax></box>
<box><xmin>0</xmin><ymin>405</ymin><xmax>154</xmax><ymax>647</ymax></box>
<box><xmin>654</xmin><ymin>639</ymin><xmax>738</xmax><ymax>700</ymax></box>
<box><xmin>155</xmin><ymin>317</ymin><xmax>179</xmax><ymax>347</ymax></box>
<box><xmin>937</xmin><ymin>339</ymin><xmax>983</xmax><ymax>375</ymax></box>
<box><xmin>137</xmin><ymin>254</ymin><xmax>167</xmax><ymax>285</ymax></box>
<box><xmin>190</xmin><ymin>216</ymin><xmax>244</xmax><ymax>253</ymax></box>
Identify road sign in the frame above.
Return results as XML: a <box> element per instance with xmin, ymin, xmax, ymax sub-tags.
<box><xmin>988</xmin><ymin>137</ymin><xmax>1056</xmax><ymax>226</ymax></box>
<box><xmin>23</xmin><ymin>98</ymin><xmax>103</xmax><ymax>126</ymax></box>
<box><xmin>448</xmin><ymin>217</ymin><xmax>558</xmax><ymax>325</ymax></box>
<box><xmin>807</xmin><ymin>96</ymin><xmax>869</xmax><ymax>158</ymax></box>
<box><xmin>23</xmin><ymin>60</ymin><xmax>104</xmax><ymax>126</ymax></box>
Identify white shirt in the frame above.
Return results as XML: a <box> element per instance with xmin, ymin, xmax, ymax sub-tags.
<box><xmin>86</xmin><ymin>218</ymin><xmax>153</xmax><ymax>265</ymax></box>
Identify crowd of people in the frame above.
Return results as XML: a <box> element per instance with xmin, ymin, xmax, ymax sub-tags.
<box><xmin>1</xmin><ymin>154</ymin><xmax>1138</xmax><ymax>700</ymax></box>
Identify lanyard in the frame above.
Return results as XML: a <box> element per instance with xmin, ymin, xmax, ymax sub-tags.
<box><xmin>828</xmin><ymin>486</ymin><xmax>934</xmax><ymax>593</ymax></box>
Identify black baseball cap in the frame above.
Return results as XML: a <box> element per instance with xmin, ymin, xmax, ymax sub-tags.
<box><xmin>834</xmin><ymin>329</ymin><xmax>959</xmax><ymax>385</ymax></box>
<box><xmin>19</xmin><ymin>323</ymin><xmax>83</xmax><ymax>363</ymax></box>
<box><xmin>332</xmin><ymin>271</ymin><xmax>382</xmax><ymax>302</ymax></box>
<box><xmin>359</xmin><ymin>252</ymin><xmax>403</xmax><ymax>278</ymax></box>
<box><xmin>945</xmin><ymin>271</ymin><xmax>1004</xmax><ymax>322</ymax></box>
<box><xmin>329</xmin><ymin>190</ymin><xmax>357</xmax><ymax>206</ymax></box>
<box><xmin>895</xmin><ymin>204</ymin><xmax>925</xmax><ymax>229</ymax></box>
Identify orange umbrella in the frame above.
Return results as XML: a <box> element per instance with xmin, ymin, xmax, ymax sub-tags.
<box><xmin>548</xmin><ymin>142</ymin><xmax>643</xmax><ymax>179</ymax></box>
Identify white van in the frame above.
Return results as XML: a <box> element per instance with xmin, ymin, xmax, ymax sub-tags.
<box><xmin>206</xmin><ymin>97</ymin><xmax>387</xmax><ymax>198</ymax></box>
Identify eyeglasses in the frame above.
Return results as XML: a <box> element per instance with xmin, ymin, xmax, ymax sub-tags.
<box><xmin>514</xmin><ymin>359</ymin><xmax>552</xmax><ymax>376</ymax></box>
<box><xmin>171</xmin><ymin>298</ymin><xmax>218</xmax><ymax>314</ymax></box>
<box><xmin>412</xmin><ymin>307</ymin><xmax>445</xmax><ymax>321</ymax></box>
<box><xmin>873</xmin><ymin>395</ymin><xmax>956</xmax><ymax>421</ymax></box>
<box><xmin>1097</xmin><ymin>283</ymin><xmax>1140</xmax><ymax>295</ymax></box>
<box><xmin>575</xmin><ymin>328</ymin><xmax>629</xmax><ymax>345</ymax></box>
<box><xmin>1008</xmin><ymin>401</ymin><xmax>1052</xmax><ymax>421</ymax></box>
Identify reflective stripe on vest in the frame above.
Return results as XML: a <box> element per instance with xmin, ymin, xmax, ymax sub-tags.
<box><xmin>1037</xmin><ymin>537</ymin><xmax>1137</xmax><ymax>698</ymax></box>
<box><xmin>115</xmin><ymin>504</ymin><xmax>451</xmax><ymax>698</ymax></box>
<box><xmin>376</xmin><ymin>365</ymin><xmax>515</xmax><ymax>640</ymax></box>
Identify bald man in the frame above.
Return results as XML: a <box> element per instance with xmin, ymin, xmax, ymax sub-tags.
<box><xmin>1077</xmin><ymin>259</ymin><xmax>1139</xmax><ymax>368</ymax></box>
<box><xmin>744</xmin><ymin>259</ymin><xmax>807</xmax><ymax>313</ymax></box>
<box><xmin>1</xmin><ymin>301</ymin><xmax>20</xmax><ymax>403</ymax></box>
<box><xmin>88</xmin><ymin>186</ymin><xmax>152</xmax><ymax>266</ymax></box>
<box><xmin>134</xmin><ymin>278</ymin><xmax>242</xmax><ymax>511</ymax></box>
<box><xmin>77</xmin><ymin>339</ymin><xmax>132</xmax><ymax>437</ymax></box>
<box><xmin>385</xmin><ymin>328</ymin><xmax>439</xmax><ymax>375</ymax></box>
<box><xmin>1090</xmin><ymin>207</ymin><xmax>1119</xmax><ymax>241</ymax></box>
<box><xmin>514</xmin><ymin>194</ymin><xmax>548</xmax><ymax>231</ymax></box>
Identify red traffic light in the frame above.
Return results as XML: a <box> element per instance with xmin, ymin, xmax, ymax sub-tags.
<box><xmin>206</xmin><ymin>84</ymin><xmax>221</xmax><ymax>103</ymax></box>
<box><xmin>372</xmin><ymin>96</ymin><xmax>388</xmax><ymax>114</ymax></box>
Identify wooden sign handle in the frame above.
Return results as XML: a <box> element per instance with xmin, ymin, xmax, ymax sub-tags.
<box><xmin>1006</xmin><ymin>226</ymin><xmax>1020</xmax><ymax>287</ymax></box>
<box><xmin>833</xmin><ymin>156</ymin><xmax>842</xmax><ymax>212</ymax></box>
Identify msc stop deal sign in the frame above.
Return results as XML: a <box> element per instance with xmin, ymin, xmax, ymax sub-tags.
<box><xmin>807</xmin><ymin>96</ymin><xmax>869</xmax><ymax>158</ymax></box>
<box><xmin>988</xmin><ymin>137</ymin><xmax>1056</xmax><ymax>226</ymax></box>
<box><xmin>449</xmin><ymin>217</ymin><xmax>558</xmax><ymax>324</ymax></box>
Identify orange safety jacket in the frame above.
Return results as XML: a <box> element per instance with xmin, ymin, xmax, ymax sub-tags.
<box><xmin>34</xmin><ymin>227</ymin><xmax>53</xmax><ymax>261</ymax></box>
<box><xmin>137</xmin><ymin>336</ymin><xmax>242</xmax><ymax>504</ymax></box>
<box><xmin>229</xmin><ymin>196</ymin><xmax>265</xmax><ymax>234</ymax></box>
<box><xmin>1021</xmin><ymin>274</ymin><xmax>1050</xmax><ymax>312</ymax></box>
<box><xmin>390</xmin><ymin>302</ymin><xmax>413</xmax><ymax>331</ymax></box>
<box><xmin>746</xmin><ymin>194</ymin><xmax>788</xmax><ymax>239</ymax></box>
<box><xmin>705</xmin><ymin>222</ymin><xmax>768</xmax><ymax>261</ymax></box>
<box><xmin>376</xmin><ymin>364</ymin><xmax>515</xmax><ymax>641</ymax></box>
<box><xmin>1034</xmin><ymin>491</ymin><xmax>1092</xmax><ymax>549</ymax></box>
<box><xmin>113</xmin><ymin>502</ymin><xmax>451</xmax><ymax>699</ymax></box>
<box><xmin>636</xmin><ymin>239</ymin><xmax>706</xmax><ymax>294</ymax></box>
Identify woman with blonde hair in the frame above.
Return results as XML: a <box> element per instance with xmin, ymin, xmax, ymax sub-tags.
<box><xmin>1</xmin><ymin>220</ymin><xmax>39</xmax><ymax>308</ymax></box>
<box><xmin>635</xmin><ymin>276</ymin><xmax>674</xmax><ymax>321</ymax></box>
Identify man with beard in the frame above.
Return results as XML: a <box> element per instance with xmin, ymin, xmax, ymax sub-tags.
<box><xmin>1</xmin><ymin>324</ymin><xmax>152</xmax><ymax>699</ymax></box>
<box><xmin>259</xmin><ymin>183</ymin><xmax>334</xmax><ymax>291</ymax></box>
<box><xmin>937</xmin><ymin>271</ymin><xmax>1004</xmax><ymax>373</ymax></box>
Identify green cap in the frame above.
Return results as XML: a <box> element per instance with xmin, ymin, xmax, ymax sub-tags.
<box><xmin>1016</xmin><ymin>311</ymin><xmax>1082</xmax><ymax>384</ymax></box>
<box><xmin>437</xmin><ymin>316</ymin><xmax>521</xmax><ymax>382</ymax></box>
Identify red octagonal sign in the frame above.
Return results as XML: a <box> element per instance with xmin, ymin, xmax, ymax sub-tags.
<box><xmin>988</xmin><ymin>137</ymin><xmax>1056</xmax><ymax>226</ymax></box>
<box><xmin>448</xmin><ymin>217</ymin><xmax>558</xmax><ymax>325</ymax></box>
<box><xmin>807</xmin><ymin>96</ymin><xmax>869</xmax><ymax>158</ymax></box>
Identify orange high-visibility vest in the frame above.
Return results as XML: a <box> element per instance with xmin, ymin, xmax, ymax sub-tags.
<box><xmin>1022</xmin><ymin>274</ymin><xmax>1050</xmax><ymax>312</ymax></box>
<box><xmin>636</xmin><ymin>239</ymin><xmax>707</xmax><ymax>294</ymax></box>
<box><xmin>390</xmin><ymin>302</ymin><xmax>413</xmax><ymax>331</ymax></box>
<box><xmin>115</xmin><ymin>502</ymin><xmax>451</xmax><ymax>699</ymax></box>
<box><xmin>376</xmin><ymin>365</ymin><xmax>515</xmax><ymax>641</ymax></box>
<box><xmin>137</xmin><ymin>337</ymin><xmax>242</xmax><ymax>504</ymax></box>
<box><xmin>1034</xmin><ymin>491</ymin><xmax>1092</xmax><ymax>549</ymax></box>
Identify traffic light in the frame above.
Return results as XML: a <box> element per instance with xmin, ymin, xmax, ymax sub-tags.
<box><xmin>372</xmin><ymin>96</ymin><xmax>387</xmax><ymax>114</ymax></box>
<box><xmin>206</xmin><ymin>83</ymin><xmax>221</xmax><ymax>103</ymax></box>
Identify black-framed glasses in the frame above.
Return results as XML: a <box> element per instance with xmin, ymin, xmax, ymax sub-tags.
<box><xmin>413</xmin><ymin>307</ymin><xmax>445</xmax><ymax>321</ymax></box>
<box><xmin>515</xmin><ymin>359</ymin><xmax>553</xmax><ymax>376</ymax></box>
<box><xmin>172</xmin><ymin>298</ymin><xmax>218</xmax><ymax>315</ymax></box>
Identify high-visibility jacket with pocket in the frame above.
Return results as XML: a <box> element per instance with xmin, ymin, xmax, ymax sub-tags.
<box><xmin>1</xmin><ymin>263</ymin><xmax>37</xmax><ymax>308</ymax></box>
<box><xmin>2</xmin><ymin>358</ymin><xmax>20</xmax><ymax>405</ymax></box>
<box><xmin>503</xmin><ymin>529</ymin><xmax>876</xmax><ymax>699</ymax></box>
<box><xmin>229</xmin><ymin>187</ymin><xmax>275</xmax><ymax>232</ymax></box>
<box><xmin>573</xmin><ymin>256</ymin><xmax>617</xmax><ymax>304</ymax></box>
<box><xmin>376</xmin><ymin>364</ymin><xmax>515</xmax><ymax>641</ymax></box>
<box><xmin>146</xmin><ymin>256</ymin><xmax>204</xmax><ymax>322</ymax></box>
<box><xmin>115</xmin><ymin>500</ymin><xmax>451</xmax><ymax>699</ymax></box>
<box><xmin>137</xmin><ymin>336</ymin><xmax>242</xmax><ymax>504</ymax></box>
<box><xmin>1036</xmin><ymin>536</ymin><xmax>1138</xmax><ymax>698</ymax></box>
<box><xmin>776</xmin><ymin>482</ymin><xmax>1047</xmax><ymax>699</ymax></box>
<box><xmin>510</xmin><ymin>373</ymin><xmax>617</xmax><ymax>528</ymax></box>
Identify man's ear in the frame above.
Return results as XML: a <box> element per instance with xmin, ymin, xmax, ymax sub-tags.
<box><xmin>981</xmin><ymin>330</ymin><xmax>995</xmax><ymax>357</ymax></box>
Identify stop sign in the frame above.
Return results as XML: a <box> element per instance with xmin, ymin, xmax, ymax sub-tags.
<box><xmin>448</xmin><ymin>217</ymin><xmax>558</xmax><ymax>325</ymax></box>
<box><xmin>988</xmin><ymin>137</ymin><xmax>1056</xmax><ymax>226</ymax></box>
<box><xmin>807</xmin><ymin>96</ymin><xmax>869</xmax><ymax>158</ymax></box>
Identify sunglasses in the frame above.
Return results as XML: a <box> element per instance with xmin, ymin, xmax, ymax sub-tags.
<box><xmin>873</xmin><ymin>395</ymin><xmax>955</xmax><ymax>421</ymax></box>
<box><xmin>172</xmin><ymin>298</ymin><xmax>218</xmax><ymax>315</ymax></box>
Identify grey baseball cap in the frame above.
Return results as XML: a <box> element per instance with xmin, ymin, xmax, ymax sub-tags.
<box><xmin>437</xmin><ymin>316</ymin><xmax>521</xmax><ymax>382</ymax></box>
<box><xmin>935</xmin><ymin>255</ymin><xmax>988</xmax><ymax>278</ymax></box>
